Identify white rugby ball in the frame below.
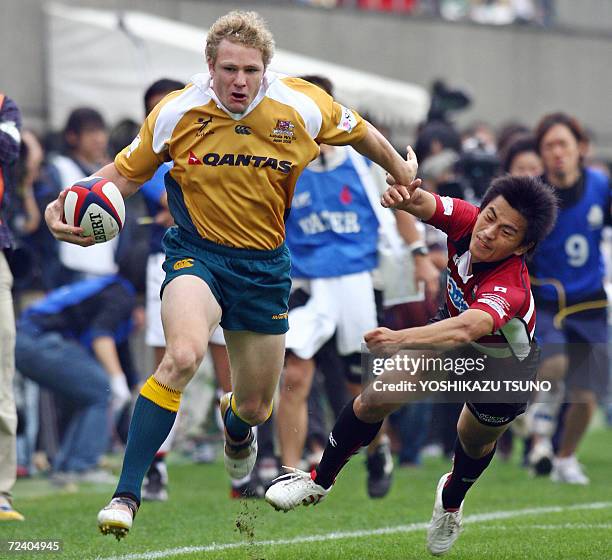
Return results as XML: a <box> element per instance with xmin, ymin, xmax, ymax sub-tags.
<box><xmin>63</xmin><ymin>177</ymin><xmax>125</xmax><ymax>243</ymax></box>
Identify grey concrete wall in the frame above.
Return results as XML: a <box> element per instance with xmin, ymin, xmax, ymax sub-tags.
<box><xmin>2</xmin><ymin>0</ymin><xmax>612</xmax><ymax>156</ymax></box>
<box><xmin>556</xmin><ymin>0</ymin><xmax>612</xmax><ymax>32</ymax></box>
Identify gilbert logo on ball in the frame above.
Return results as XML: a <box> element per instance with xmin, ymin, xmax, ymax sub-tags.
<box><xmin>63</xmin><ymin>177</ymin><xmax>125</xmax><ymax>243</ymax></box>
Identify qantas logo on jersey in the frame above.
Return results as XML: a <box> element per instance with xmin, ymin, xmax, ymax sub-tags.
<box><xmin>188</xmin><ymin>152</ymin><xmax>293</xmax><ymax>174</ymax></box>
<box><xmin>447</xmin><ymin>276</ymin><xmax>469</xmax><ymax>312</ymax></box>
<box><xmin>188</xmin><ymin>151</ymin><xmax>202</xmax><ymax>165</ymax></box>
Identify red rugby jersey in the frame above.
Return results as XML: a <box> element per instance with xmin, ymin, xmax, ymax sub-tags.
<box><xmin>425</xmin><ymin>194</ymin><xmax>535</xmax><ymax>360</ymax></box>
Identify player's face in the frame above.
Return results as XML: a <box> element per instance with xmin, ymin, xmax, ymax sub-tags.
<box><xmin>208</xmin><ymin>39</ymin><xmax>265</xmax><ymax>114</ymax></box>
<box><xmin>72</xmin><ymin>127</ymin><xmax>109</xmax><ymax>165</ymax></box>
<box><xmin>509</xmin><ymin>151</ymin><xmax>543</xmax><ymax>178</ymax></box>
<box><xmin>470</xmin><ymin>195</ymin><xmax>530</xmax><ymax>263</ymax></box>
<box><xmin>540</xmin><ymin>123</ymin><xmax>582</xmax><ymax>181</ymax></box>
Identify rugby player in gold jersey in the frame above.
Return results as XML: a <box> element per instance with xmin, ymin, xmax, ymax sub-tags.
<box><xmin>45</xmin><ymin>10</ymin><xmax>418</xmax><ymax>539</ymax></box>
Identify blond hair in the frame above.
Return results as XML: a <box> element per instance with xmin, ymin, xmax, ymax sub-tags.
<box><xmin>205</xmin><ymin>11</ymin><xmax>275</xmax><ymax>67</ymax></box>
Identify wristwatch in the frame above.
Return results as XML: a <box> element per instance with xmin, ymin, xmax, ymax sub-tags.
<box><xmin>409</xmin><ymin>242</ymin><xmax>429</xmax><ymax>257</ymax></box>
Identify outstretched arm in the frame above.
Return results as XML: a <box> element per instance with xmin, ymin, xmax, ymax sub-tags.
<box><xmin>353</xmin><ymin>126</ymin><xmax>437</xmax><ymax>221</ymax></box>
<box><xmin>44</xmin><ymin>162</ymin><xmax>141</xmax><ymax>246</ymax></box>
<box><xmin>352</xmin><ymin>122</ymin><xmax>417</xmax><ymax>187</ymax></box>
<box><xmin>381</xmin><ymin>178</ymin><xmax>437</xmax><ymax>222</ymax></box>
<box><xmin>364</xmin><ymin>309</ymin><xmax>495</xmax><ymax>350</ymax></box>
<box><xmin>379</xmin><ymin>146</ymin><xmax>437</xmax><ymax>222</ymax></box>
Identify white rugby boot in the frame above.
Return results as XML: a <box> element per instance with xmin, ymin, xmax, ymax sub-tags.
<box><xmin>427</xmin><ymin>473</ymin><xmax>464</xmax><ymax>556</ymax></box>
<box><xmin>265</xmin><ymin>467</ymin><xmax>330</xmax><ymax>512</ymax></box>
<box><xmin>219</xmin><ymin>392</ymin><xmax>258</xmax><ymax>479</ymax></box>
<box><xmin>97</xmin><ymin>496</ymin><xmax>138</xmax><ymax>540</ymax></box>
<box><xmin>551</xmin><ymin>455</ymin><xmax>589</xmax><ymax>485</ymax></box>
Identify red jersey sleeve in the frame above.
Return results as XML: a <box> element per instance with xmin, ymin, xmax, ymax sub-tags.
<box><xmin>469</xmin><ymin>260</ymin><xmax>529</xmax><ymax>332</ymax></box>
<box><xmin>425</xmin><ymin>194</ymin><xmax>479</xmax><ymax>241</ymax></box>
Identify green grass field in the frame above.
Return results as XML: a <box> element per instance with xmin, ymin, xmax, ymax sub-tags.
<box><xmin>4</xmin><ymin>426</ymin><xmax>611</xmax><ymax>560</ymax></box>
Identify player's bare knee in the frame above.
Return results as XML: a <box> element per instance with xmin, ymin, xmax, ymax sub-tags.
<box><xmin>162</xmin><ymin>344</ymin><xmax>204</xmax><ymax>384</ymax></box>
<box><xmin>457</xmin><ymin>421</ymin><xmax>497</xmax><ymax>458</ymax></box>
<box><xmin>567</xmin><ymin>389</ymin><xmax>597</xmax><ymax>412</ymax></box>
<box><xmin>537</xmin><ymin>354</ymin><xmax>568</xmax><ymax>382</ymax></box>
<box><xmin>235</xmin><ymin>398</ymin><xmax>272</xmax><ymax>426</ymax></box>
<box><xmin>457</xmin><ymin>434</ymin><xmax>493</xmax><ymax>459</ymax></box>
<box><xmin>353</xmin><ymin>394</ymin><xmax>388</xmax><ymax>423</ymax></box>
<box><xmin>281</xmin><ymin>366</ymin><xmax>311</xmax><ymax>400</ymax></box>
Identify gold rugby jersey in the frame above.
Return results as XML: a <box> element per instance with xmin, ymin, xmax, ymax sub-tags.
<box><xmin>115</xmin><ymin>73</ymin><xmax>368</xmax><ymax>250</ymax></box>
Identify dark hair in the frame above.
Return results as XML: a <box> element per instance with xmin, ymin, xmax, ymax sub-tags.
<box><xmin>414</xmin><ymin>121</ymin><xmax>462</xmax><ymax>162</ymax></box>
<box><xmin>63</xmin><ymin>107</ymin><xmax>106</xmax><ymax>136</ymax></box>
<box><xmin>479</xmin><ymin>175</ymin><xmax>558</xmax><ymax>258</ymax></box>
<box><xmin>144</xmin><ymin>79</ymin><xmax>185</xmax><ymax>115</ymax></box>
<box><xmin>108</xmin><ymin>118</ymin><xmax>140</xmax><ymax>159</ymax></box>
<box><xmin>299</xmin><ymin>75</ymin><xmax>333</xmax><ymax>97</ymax></box>
<box><xmin>497</xmin><ymin>122</ymin><xmax>530</xmax><ymax>154</ymax></box>
<box><xmin>500</xmin><ymin>134</ymin><xmax>539</xmax><ymax>173</ymax></box>
<box><xmin>535</xmin><ymin>112</ymin><xmax>588</xmax><ymax>153</ymax></box>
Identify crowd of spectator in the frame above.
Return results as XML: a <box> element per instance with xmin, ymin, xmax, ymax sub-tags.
<box><xmin>294</xmin><ymin>0</ymin><xmax>555</xmax><ymax>26</ymax></box>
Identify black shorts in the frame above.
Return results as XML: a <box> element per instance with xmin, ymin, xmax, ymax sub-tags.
<box><xmin>431</xmin><ymin>306</ymin><xmax>541</xmax><ymax>427</ymax></box>
<box><xmin>466</xmin><ymin>402</ymin><xmax>528</xmax><ymax>427</ymax></box>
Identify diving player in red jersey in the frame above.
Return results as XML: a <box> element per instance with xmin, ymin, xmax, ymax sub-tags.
<box><xmin>266</xmin><ymin>166</ymin><xmax>558</xmax><ymax>556</ymax></box>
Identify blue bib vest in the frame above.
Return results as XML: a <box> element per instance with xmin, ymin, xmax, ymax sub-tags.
<box><xmin>286</xmin><ymin>149</ymin><xmax>379</xmax><ymax>278</ymax></box>
<box><xmin>531</xmin><ymin>167</ymin><xmax>610</xmax><ymax>304</ymax></box>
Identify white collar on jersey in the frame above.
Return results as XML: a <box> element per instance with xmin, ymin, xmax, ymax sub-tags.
<box><xmin>455</xmin><ymin>249</ymin><xmax>473</xmax><ymax>282</ymax></box>
<box><xmin>190</xmin><ymin>71</ymin><xmax>278</xmax><ymax>121</ymax></box>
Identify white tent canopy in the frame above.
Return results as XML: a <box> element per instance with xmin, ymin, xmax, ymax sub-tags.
<box><xmin>46</xmin><ymin>3</ymin><xmax>429</xmax><ymax>133</ymax></box>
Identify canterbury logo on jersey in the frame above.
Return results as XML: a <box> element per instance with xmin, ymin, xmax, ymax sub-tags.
<box><xmin>190</xmin><ymin>152</ymin><xmax>293</xmax><ymax>174</ymax></box>
<box><xmin>234</xmin><ymin>125</ymin><xmax>252</xmax><ymax>135</ymax></box>
<box><xmin>173</xmin><ymin>258</ymin><xmax>194</xmax><ymax>270</ymax></box>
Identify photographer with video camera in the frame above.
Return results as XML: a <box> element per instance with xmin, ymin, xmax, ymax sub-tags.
<box><xmin>419</xmin><ymin>80</ymin><xmax>500</xmax><ymax>204</ymax></box>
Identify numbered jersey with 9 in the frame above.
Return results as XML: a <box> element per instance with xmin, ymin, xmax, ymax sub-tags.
<box><xmin>530</xmin><ymin>167</ymin><xmax>611</xmax><ymax>303</ymax></box>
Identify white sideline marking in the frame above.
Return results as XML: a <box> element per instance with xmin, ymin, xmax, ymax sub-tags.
<box><xmin>101</xmin><ymin>501</ymin><xmax>612</xmax><ymax>560</ymax></box>
<box><xmin>481</xmin><ymin>523</ymin><xmax>612</xmax><ymax>530</ymax></box>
